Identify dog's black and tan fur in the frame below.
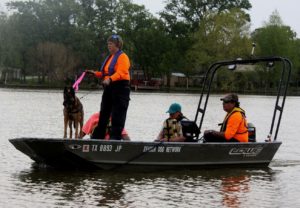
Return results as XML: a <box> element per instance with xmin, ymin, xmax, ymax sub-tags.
<box><xmin>63</xmin><ymin>87</ymin><xmax>84</xmax><ymax>139</ymax></box>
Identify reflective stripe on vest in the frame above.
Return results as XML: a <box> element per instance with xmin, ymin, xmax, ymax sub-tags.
<box><xmin>100</xmin><ymin>50</ymin><xmax>123</xmax><ymax>76</ymax></box>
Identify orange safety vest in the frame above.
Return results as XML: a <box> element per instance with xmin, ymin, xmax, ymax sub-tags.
<box><xmin>95</xmin><ymin>51</ymin><xmax>130</xmax><ymax>82</ymax></box>
<box><xmin>220</xmin><ymin>107</ymin><xmax>248</xmax><ymax>142</ymax></box>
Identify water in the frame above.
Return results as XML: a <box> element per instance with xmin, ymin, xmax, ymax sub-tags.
<box><xmin>1</xmin><ymin>88</ymin><xmax>300</xmax><ymax>207</ymax></box>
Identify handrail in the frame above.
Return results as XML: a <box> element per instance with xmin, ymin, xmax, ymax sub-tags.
<box><xmin>194</xmin><ymin>57</ymin><xmax>292</xmax><ymax>142</ymax></box>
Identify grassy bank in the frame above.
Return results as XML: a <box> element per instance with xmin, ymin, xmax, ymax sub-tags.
<box><xmin>1</xmin><ymin>82</ymin><xmax>300</xmax><ymax>96</ymax></box>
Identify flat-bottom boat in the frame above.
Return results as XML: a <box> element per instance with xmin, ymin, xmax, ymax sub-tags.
<box><xmin>9</xmin><ymin>138</ymin><xmax>281</xmax><ymax>170</ymax></box>
<box><xmin>9</xmin><ymin>56</ymin><xmax>291</xmax><ymax>170</ymax></box>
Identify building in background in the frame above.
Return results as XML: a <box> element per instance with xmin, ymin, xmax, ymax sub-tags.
<box><xmin>0</xmin><ymin>67</ymin><xmax>21</xmax><ymax>84</ymax></box>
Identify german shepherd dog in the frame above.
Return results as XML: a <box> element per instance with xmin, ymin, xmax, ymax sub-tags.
<box><xmin>63</xmin><ymin>87</ymin><xmax>84</xmax><ymax>138</ymax></box>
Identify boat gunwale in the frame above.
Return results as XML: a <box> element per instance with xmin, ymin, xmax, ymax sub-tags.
<box><xmin>9</xmin><ymin>137</ymin><xmax>282</xmax><ymax>145</ymax></box>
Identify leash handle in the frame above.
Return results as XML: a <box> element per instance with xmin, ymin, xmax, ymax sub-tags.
<box><xmin>73</xmin><ymin>72</ymin><xmax>86</xmax><ymax>91</ymax></box>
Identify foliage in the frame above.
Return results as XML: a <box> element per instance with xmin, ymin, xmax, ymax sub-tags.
<box><xmin>252</xmin><ymin>10</ymin><xmax>298</xmax><ymax>87</ymax></box>
<box><xmin>186</xmin><ymin>9</ymin><xmax>252</xmax><ymax>75</ymax></box>
<box><xmin>0</xmin><ymin>1</ymin><xmax>300</xmax><ymax>92</ymax></box>
<box><xmin>158</xmin><ymin>0</ymin><xmax>252</xmax><ymax>86</ymax></box>
<box><xmin>160</xmin><ymin>0</ymin><xmax>252</xmax><ymax>35</ymax></box>
<box><xmin>30</xmin><ymin>42</ymin><xmax>79</xmax><ymax>83</ymax></box>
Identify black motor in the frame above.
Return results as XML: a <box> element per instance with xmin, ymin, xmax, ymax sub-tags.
<box><xmin>248</xmin><ymin>122</ymin><xmax>256</xmax><ymax>142</ymax></box>
<box><xmin>181</xmin><ymin>120</ymin><xmax>200</xmax><ymax>142</ymax></box>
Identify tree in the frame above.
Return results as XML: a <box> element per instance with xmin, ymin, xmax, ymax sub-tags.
<box><xmin>157</xmin><ymin>0</ymin><xmax>252</xmax><ymax>85</ymax></box>
<box><xmin>0</xmin><ymin>12</ymin><xmax>8</xmax><ymax>67</ymax></box>
<box><xmin>290</xmin><ymin>39</ymin><xmax>300</xmax><ymax>87</ymax></box>
<box><xmin>5</xmin><ymin>0</ymin><xmax>94</xmax><ymax>80</ymax></box>
<box><xmin>252</xmin><ymin>10</ymin><xmax>296</xmax><ymax>57</ymax></box>
<box><xmin>111</xmin><ymin>1</ymin><xmax>172</xmax><ymax>79</ymax></box>
<box><xmin>4</xmin><ymin>0</ymin><xmax>79</xmax><ymax>81</ymax></box>
<box><xmin>0</xmin><ymin>10</ymin><xmax>40</xmax><ymax>81</ymax></box>
<box><xmin>32</xmin><ymin>42</ymin><xmax>79</xmax><ymax>83</ymax></box>
<box><xmin>252</xmin><ymin>10</ymin><xmax>297</xmax><ymax>89</ymax></box>
<box><xmin>186</xmin><ymin>9</ymin><xmax>252</xmax><ymax>74</ymax></box>
<box><xmin>160</xmin><ymin>0</ymin><xmax>252</xmax><ymax>35</ymax></box>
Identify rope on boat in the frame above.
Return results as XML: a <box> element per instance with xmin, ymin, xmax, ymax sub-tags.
<box><xmin>110</xmin><ymin>141</ymin><xmax>165</xmax><ymax>170</ymax></box>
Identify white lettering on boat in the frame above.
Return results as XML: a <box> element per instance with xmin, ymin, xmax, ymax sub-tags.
<box><xmin>92</xmin><ymin>145</ymin><xmax>98</xmax><ymax>152</ymax></box>
<box><xmin>157</xmin><ymin>146</ymin><xmax>165</xmax><ymax>152</ymax></box>
<box><xmin>81</xmin><ymin>144</ymin><xmax>114</xmax><ymax>152</ymax></box>
<box><xmin>229</xmin><ymin>146</ymin><xmax>263</xmax><ymax>156</ymax></box>
<box><xmin>143</xmin><ymin>146</ymin><xmax>157</xmax><ymax>152</ymax></box>
<box><xmin>115</xmin><ymin>145</ymin><xmax>122</xmax><ymax>152</ymax></box>
<box><xmin>80</xmin><ymin>144</ymin><xmax>183</xmax><ymax>153</ymax></box>
<box><xmin>143</xmin><ymin>146</ymin><xmax>181</xmax><ymax>153</ymax></box>
<box><xmin>82</xmin><ymin>145</ymin><xmax>90</xmax><ymax>152</ymax></box>
<box><xmin>166</xmin><ymin>146</ymin><xmax>181</xmax><ymax>153</ymax></box>
<box><xmin>99</xmin><ymin>144</ymin><xmax>113</xmax><ymax>152</ymax></box>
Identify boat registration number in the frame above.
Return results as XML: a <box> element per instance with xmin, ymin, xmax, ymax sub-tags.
<box><xmin>81</xmin><ymin>144</ymin><xmax>122</xmax><ymax>153</ymax></box>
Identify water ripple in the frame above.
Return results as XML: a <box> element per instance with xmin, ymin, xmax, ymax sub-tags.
<box><xmin>2</xmin><ymin>90</ymin><xmax>300</xmax><ymax>207</ymax></box>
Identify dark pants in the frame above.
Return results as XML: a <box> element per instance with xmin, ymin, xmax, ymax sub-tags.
<box><xmin>92</xmin><ymin>80</ymin><xmax>130</xmax><ymax>140</ymax></box>
<box><xmin>203</xmin><ymin>131</ymin><xmax>239</xmax><ymax>143</ymax></box>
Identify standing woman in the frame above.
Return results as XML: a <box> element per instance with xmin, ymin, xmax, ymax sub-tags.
<box><xmin>86</xmin><ymin>35</ymin><xmax>131</xmax><ymax>140</ymax></box>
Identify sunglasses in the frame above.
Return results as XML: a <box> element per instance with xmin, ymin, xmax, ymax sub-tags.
<box><xmin>111</xmin><ymin>34</ymin><xmax>120</xmax><ymax>40</ymax></box>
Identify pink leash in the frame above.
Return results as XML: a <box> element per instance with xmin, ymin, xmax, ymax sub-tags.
<box><xmin>72</xmin><ymin>72</ymin><xmax>86</xmax><ymax>91</ymax></box>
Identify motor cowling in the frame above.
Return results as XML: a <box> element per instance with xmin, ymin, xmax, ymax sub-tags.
<box><xmin>181</xmin><ymin>120</ymin><xmax>200</xmax><ymax>142</ymax></box>
<box><xmin>247</xmin><ymin>122</ymin><xmax>256</xmax><ymax>142</ymax></box>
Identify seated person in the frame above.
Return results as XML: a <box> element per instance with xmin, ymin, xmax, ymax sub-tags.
<box><xmin>156</xmin><ymin>103</ymin><xmax>186</xmax><ymax>142</ymax></box>
<box><xmin>204</xmin><ymin>93</ymin><xmax>248</xmax><ymax>142</ymax></box>
<box><xmin>80</xmin><ymin>112</ymin><xmax>130</xmax><ymax>140</ymax></box>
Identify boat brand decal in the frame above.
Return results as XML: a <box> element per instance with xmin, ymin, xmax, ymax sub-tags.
<box><xmin>68</xmin><ymin>144</ymin><xmax>82</xmax><ymax>150</ymax></box>
<box><xmin>229</xmin><ymin>146</ymin><xmax>263</xmax><ymax>157</ymax></box>
<box><xmin>82</xmin><ymin>145</ymin><xmax>90</xmax><ymax>152</ymax></box>
<box><xmin>143</xmin><ymin>146</ymin><xmax>182</xmax><ymax>153</ymax></box>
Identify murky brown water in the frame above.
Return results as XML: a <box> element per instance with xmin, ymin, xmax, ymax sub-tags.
<box><xmin>1</xmin><ymin>88</ymin><xmax>300</xmax><ymax>207</ymax></box>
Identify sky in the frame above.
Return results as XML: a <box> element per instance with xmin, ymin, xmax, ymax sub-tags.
<box><xmin>1</xmin><ymin>0</ymin><xmax>299</xmax><ymax>37</ymax></box>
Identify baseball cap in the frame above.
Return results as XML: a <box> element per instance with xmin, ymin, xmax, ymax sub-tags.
<box><xmin>220</xmin><ymin>93</ymin><xmax>239</xmax><ymax>103</ymax></box>
<box><xmin>166</xmin><ymin>103</ymin><xmax>182</xmax><ymax>114</ymax></box>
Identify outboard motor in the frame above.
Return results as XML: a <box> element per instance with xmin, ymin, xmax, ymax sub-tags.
<box><xmin>247</xmin><ymin>123</ymin><xmax>256</xmax><ymax>142</ymax></box>
<box><xmin>181</xmin><ymin>120</ymin><xmax>200</xmax><ymax>142</ymax></box>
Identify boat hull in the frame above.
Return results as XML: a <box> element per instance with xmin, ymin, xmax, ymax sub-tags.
<box><xmin>9</xmin><ymin>138</ymin><xmax>281</xmax><ymax>170</ymax></box>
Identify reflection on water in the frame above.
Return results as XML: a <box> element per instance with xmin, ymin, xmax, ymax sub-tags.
<box><xmin>9</xmin><ymin>167</ymin><xmax>282</xmax><ymax>208</ymax></box>
<box><xmin>1</xmin><ymin>89</ymin><xmax>300</xmax><ymax>207</ymax></box>
<box><xmin>220</xmin><ymin>173</ymin><xmax>250</xmax><ymax>207</ymax></box>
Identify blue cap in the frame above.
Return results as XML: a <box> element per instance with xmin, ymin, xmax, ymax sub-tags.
<box><xmin>166</xmin><ymin>103</ymin><xmax>182</xmax><ymax>114</ymax></box>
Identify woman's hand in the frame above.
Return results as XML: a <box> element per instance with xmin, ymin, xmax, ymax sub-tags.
<box><xmin>102</xmin><ymin>78</ymin><xmax>111</xmax><ymax>87</ymax></box>
<box><xmin>85</xmin><ymin>70</ymin><xmax>95</xmax><ymax>75</ymax></box>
